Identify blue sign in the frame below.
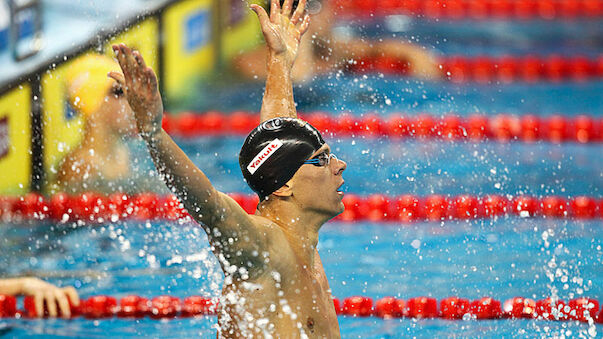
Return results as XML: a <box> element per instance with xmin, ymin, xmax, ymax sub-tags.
<box><xmin>185</xmin><ymin>10</ymin><xmax>210</xmax><ymax>53</ymax></box>
<box><xmin>64</xmin><ymin>97</ymin><xmax>77</xmax><ymax>120</ymax></box>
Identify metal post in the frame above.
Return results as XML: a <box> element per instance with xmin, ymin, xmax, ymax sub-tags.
<box><xmin>8</xmin><ymin>0</ymin><xmax>43</xmax><ymax>61</ymax></box>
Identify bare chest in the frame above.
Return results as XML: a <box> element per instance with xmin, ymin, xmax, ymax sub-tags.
<box><xmin>220</xmin><ymin>256</ymin><xmax>340</xmax><ymax>338</ymax></box>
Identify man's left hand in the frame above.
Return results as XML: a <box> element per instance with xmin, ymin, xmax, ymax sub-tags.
<box><xmin>251</xmin><ymin>0</ymin><xmax>311</xmax><ymax>66</ymax></box>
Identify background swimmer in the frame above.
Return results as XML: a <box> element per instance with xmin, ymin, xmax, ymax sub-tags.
<box><xmin>234</xmin><ymin>0</ymin><xmax>441</xmax><ymax>82</ymax></box>
<box><xmin>55</xmin><ymin>54</ymin><xmax>159</xmax><ymax>194</ymax></box>
<box><xmin>0</xmin><ymin>277</ymin><xmax>79</xmax><ymax>318</ymax></box>
<box><xmin>110</xmin><ymin>0</ymin><xmax>344</xmax><ymax>336</ymax></box>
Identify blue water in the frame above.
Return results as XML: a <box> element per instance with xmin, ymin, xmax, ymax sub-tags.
<box><xmin>193</xmin><ymin>76</ymin><xmax>603</xmax><ymax>117</ymax></box>
<box><xmin>175</xmin><ymin>137</ymin><xmax>603</xmax><ymax>197</ymax></box>
<box><xmin>1</xmin><ymin>217</ymin><xmax>602</xmax><ymax>337</ymax></box>
<box><xmin>2</xmin><ymin>8</ymin><xmax>603</xmax><ymax>339</ymax></box>
<box><xmin>1</xmin><ymin>134</ymin><xmax>602</xmax><ymax>337</ymax></box>
<box><xmin>337</xmin><ymin>17</ymin><xmax>603</xmax><ymax>56</ymax></box>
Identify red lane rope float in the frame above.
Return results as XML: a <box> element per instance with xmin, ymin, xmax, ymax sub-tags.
<box><xmin>161</xmin><ymin>112</ymin><xmax>603</xmax><ymax>144</ymax></box>
<box><xmin>1</xmin><ymin>294</ymin><xmax>602</xmax><ymax>323</ymax></box>
<box><xmin>345</xmin><ymin>55</ymin><xmax>603</xmax><ymax>83</ymax></box>
<box><xmin>333</xmin><ymin>0</ymin><xmax>603</xmax><ymax>20</ymax></box>
<box><xmin>1</xmin><ymin>193</ymin><xmax>602</xmax><ymax>223</ymax></box>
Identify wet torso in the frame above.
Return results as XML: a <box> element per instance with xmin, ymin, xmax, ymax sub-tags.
<box><xmin>215</xmin><ymin>218</ymin><xmax>340</xmax><ymax>338</ymax></box>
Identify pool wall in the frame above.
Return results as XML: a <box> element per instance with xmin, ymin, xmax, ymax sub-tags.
<box><xmin>0</xmin><ymin>0</ymin><xmax>261</xmax><ymax>196</ymax></box>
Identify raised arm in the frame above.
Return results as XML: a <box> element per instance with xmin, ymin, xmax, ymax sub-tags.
<box><xmin>109</xmin><ymin>44</ymin><xmax>262</xmax><ymax>252</ymax></box>
<box><xmin>251</xmin><ymin>0</ymin><xmax>310</xmax><ymax>122</ymax></box>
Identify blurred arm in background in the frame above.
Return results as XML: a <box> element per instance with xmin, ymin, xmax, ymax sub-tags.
<box><xmin>0</xmin><ymin>277</ymin><xmax>80</xmax><ymax>318</ymax></box>
<box><xmin>235</xmin><ymin>0</ymin><xmax>441</xmax><ymax>82</ymax></box>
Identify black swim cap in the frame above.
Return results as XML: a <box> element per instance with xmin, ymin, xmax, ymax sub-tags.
<box><xmin>239</xmin><ymin>118</ymin><xmax>325</xmax><ymax>198</ymax></box>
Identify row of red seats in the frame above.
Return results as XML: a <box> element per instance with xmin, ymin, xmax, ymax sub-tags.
<box><xmin>1</xmin><ymin>193</ymin><xmax>602</xmax><ymax>223</ymax></box>
<box><xmin>333</xmin><ymin>0</ymin><xmax>602</xmax><ymax>20</ymax></box>
<box><xmin>164</xmin><ymin>112</ymin><xmax>603</xmax><ymax>144</ymax></box>
<box><xmin>346</xmin><ymin>55</ymin><xmax>603</xmax><ymax>83</ymax></box>
<box><xmin>1</xmin><ymin>294</ymin><xmax>601</xmax><ymax>323</ymax></box>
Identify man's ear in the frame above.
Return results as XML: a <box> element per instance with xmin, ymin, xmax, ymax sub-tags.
<box><xmin>272</xmin><ymin>182</ymin><xmax>293</xmax><ymax>197</ymax></box>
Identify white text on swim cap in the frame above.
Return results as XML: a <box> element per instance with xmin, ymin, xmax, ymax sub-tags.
<box><xmin>247</xmin><ymin>139</ymin><xmax>283</xmax><ymax>175</ymax></box>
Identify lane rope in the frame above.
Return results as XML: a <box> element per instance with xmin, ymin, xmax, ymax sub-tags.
<box><xmin>348</xmin><ymin>55</ymin><xmax>603</xmax><ymax>83</ymax></box>
<box><xmin>333</xmin><ymin>0</ymin><xmax>603</xmax><ymax>20</ymax></box>
<box><xmin>1</xmin><ymin>193</ymin><xmax>601</xmax><ymax>223</ymax></box>
<box><xmin>1</xmin><ymin>294</ymin><xmax>601</xmax><ymax>323</ymax></box>
<box><xmin>161</xmin><ymin>112</ymin><xmax>603</xmax><ymax>144</ymax></box>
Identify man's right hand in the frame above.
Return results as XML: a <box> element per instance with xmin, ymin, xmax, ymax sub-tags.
<box><xmin>109</xmin><ymin>44</ymin><xmax>163</xmax><ymax>142</ymax></box>
<box><xmin>251</xmin><ymin>0</ymin><xmax>311</xmax><ymax>67</ymax></box>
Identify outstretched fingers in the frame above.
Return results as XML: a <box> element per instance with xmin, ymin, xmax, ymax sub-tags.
<box><xmin>145</xmin><ymin>68</ymin><xmax>158</xmax><ymax>91</ymax></box>
<box><xmin>298</xmin><ymin>13</ymin><xmax>311</xmax><ymax>36</ymax></box>
<box><xmin>131</xmin><ymin>51</ymin><xmax>148</xmax><ymax>86</ymax></box>
<box><xmin>291</xmin><ymin>0</ymin><xmax>307</xmax><ymax>24</ymax></box>
<box><xmin>34</xmin><ymin>293</ymin><xmax>44</xmax><ymax>318</ymax></box>
<box><xmin>270</xmin><ymin>0</ymin><xmax>280</xmax><ymax>22</ymax></box>
<box><xmin>107</xmin><ymin>71</ymin><xmax>126</xmax><ymax>87</ymax></box>
<box><xmin>63</xmin><ymin>287</ymin><xmax>80</xmax><ymax>306</ymax></box>
<box><xmin>282</xmin><ymin>0</ymin><xmax>294</xmax><ymax>16</ymax></box>
<box><xmin>45</xmin><ymin>292</ymin><xmax>57</xmax><ymax>317</ymax></box>
<box><xmin>113</xmin><ymin>44</ymin><xmax>136</xmax><ymax>86</ymax></box>
<box><xmin>54</xmin><ymin>289</ymin><xmax>71</xmax><ymax>318</ymax></box>
<box><xmin>250</xmin><ymin>4</ymin><xmax>271</xmax><ymax>31</ymax></box>
<box><xmin>133</xmin><ymin>50</ymin><xmax>148</xmax><ymax>69</ymax></box>
<box><xmin>112</xmin><ymin>45</ymin><xmax>128</xmax><ymax>77</ymax></box>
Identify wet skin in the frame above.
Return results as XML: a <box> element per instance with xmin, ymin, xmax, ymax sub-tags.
<box><xmin>111</xmin><ymin>0</ymin><xmax>345</xmax><ymax>336</ymax></box>
<box><xmin>218</xmin><ymin>226</ymin><xmax>340</xmax><ymax>338</ymax></box>
<box><xmin>112</xmin><ymin>41</ymin><xmax>345</xmax><ymax>336</ymax></box>
<box><xmin>215</xmin><ymin>145</ymin><xmax>345</xmax><ymax>338</ymax></box>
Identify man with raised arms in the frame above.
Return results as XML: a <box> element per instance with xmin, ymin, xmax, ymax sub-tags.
<box><xmin>110</xmin><ymin>0</ymin><xmax>346</xmax><ymax>337</ymax></box>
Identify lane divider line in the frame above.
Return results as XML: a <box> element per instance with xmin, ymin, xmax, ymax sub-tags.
<box><xmin>161</xmin><ymin>112</ymin><xmax>603</xmax><ymax>144</ymax></box>
<box><xmin>1</xmin><ymin>294</ymin><xmax>601</xmax><ymax>323</ymax></box>
<box><xmin>333</xmin><ymin>0</ymin><xmax>603</xmax><ymax>21</ymax></box>
<box><xmin>1</xmin><ymin>193</ymin><xmax>601</xmax><ymax>223</ymax></box>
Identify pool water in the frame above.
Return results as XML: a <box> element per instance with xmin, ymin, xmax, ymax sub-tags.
<box><xmin>1</xmin><ymin>135</ymin><xmax>602</xmax><ymax>337</ymax></box>
<box><xmin>1</xmin><ymin>11</ymin><xmax>602</xmax><ymax>339</ymax></box>
<box><xmin>1</xmin><ymin>216</ymin><xmax>602</xmax><ymax>337</ymax></box>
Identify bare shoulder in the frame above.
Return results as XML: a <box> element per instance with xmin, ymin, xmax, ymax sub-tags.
<box><xmin>247</xmin><ymin>214</ymin><xmax>294</xmax><ymax>260</ymax></box>
<box><xmin>245</xmin><ymin>214</ymin><xmax>287</xmax><ymax>245</ymax></box>
<box><xmin>207</xmin><ymin>194</ymin><xmax>287</xmax><ymax>257</ymax></box>
<box><xmin>56</xmin><ymin>148</ymin><xmax>96</xmax><ymax>183</ymax></box>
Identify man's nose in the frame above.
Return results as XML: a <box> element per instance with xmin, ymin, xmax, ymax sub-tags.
<box><xmin>333</xmin><ymin>157</ymin><xmax>347</xmax><ymax>175</ymax></box>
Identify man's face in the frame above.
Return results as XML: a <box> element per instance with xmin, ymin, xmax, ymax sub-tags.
<box><xmin>288</xmin><ymin>144</ymin><xmax>347</xmax><ymax>217</ymax></box>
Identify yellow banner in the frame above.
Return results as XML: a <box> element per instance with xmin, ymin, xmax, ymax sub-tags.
<box><xmin>41</xmin><ymin>57</ymin><xmax>86</xmax><ymax>189</ymax></box>
<box><xmin>221</xmin><ymin>0</ymin><xmax>262</xmax><ymax>61</ymax></box>
<box><xmin>163</xmin><ymin>0</ymin><xmax>214</xmax><ymax>101</ymax></box>
<box><xmin>103</xmin><ymin>18</ymin><xmax>160</xmax><ymax>75</ymax></box>
<box><xmin>0</xmin><ymin>85</ymin><xmax>32</xmax><ymax>195</ymax></box>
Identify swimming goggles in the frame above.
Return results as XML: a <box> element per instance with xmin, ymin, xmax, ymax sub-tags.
<box><xmin>304</xmin><ymin>152</ymin><xmax>337</xmax><ymax>167</ymax></box>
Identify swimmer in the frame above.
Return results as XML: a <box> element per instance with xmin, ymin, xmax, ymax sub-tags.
<box><xmin>111</xmin><ymin>0</ymin><xmax>344</xmax><ymax>336</ymax></box>
<box><xmin>55</xmin><ymin>54</ymin><xmax>138</xmax><ymax>194</ymax></box>
<box><xmin>0</xmin><ymin>277</ymin><xmax>80</xmax><ymax>318</ymax></box>
<box><xmin>234</xmin><ymin>0</ymin><xmax>441</xmax><ymax>82</ymax></box>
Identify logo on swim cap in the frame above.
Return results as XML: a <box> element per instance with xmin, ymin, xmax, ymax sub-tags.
<box><xmin>247</xmin><ymin>139</ymin><xmax>283</xmax><ymax>175</ymax></box>
<box><xmin>262</xmin><ymin>118</ymin><xmax>283</xmax><ymax>131</ymax></box>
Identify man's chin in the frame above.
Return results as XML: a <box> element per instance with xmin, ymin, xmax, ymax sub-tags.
<box><xmin>333</xmin><ymin>203</ymin><xmax>345</xmax><ymax>218</ymax></box>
